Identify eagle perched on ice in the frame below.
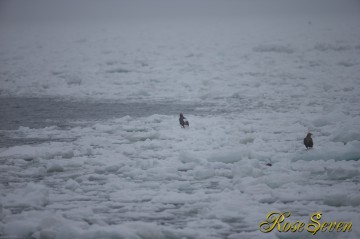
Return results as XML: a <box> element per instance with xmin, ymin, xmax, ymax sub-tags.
<box><xmin>304</xmin><ymin>133</ymin><xmax>313</xmax><ymax>149</ymax></box>
<box><xmin>179</xmin><ymin>113</ymin><xmax>189</xmax><ymax>128</ymax></box>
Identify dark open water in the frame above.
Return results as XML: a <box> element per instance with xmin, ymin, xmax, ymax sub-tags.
<box><xmin>0</xmin><ymin>97</ymin><xmax>204</xmax><ymax>147</ymax></box>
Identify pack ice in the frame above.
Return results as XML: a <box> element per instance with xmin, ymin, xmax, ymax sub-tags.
<box><xmin>0</xmin><ymin>0</ymin><xmax>360</xmax><ymax>238</ymax></box>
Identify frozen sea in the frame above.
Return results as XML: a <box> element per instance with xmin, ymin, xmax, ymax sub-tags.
<box><xmin>1</xmin><ymin>0</ymin><xmax>360</xmax><ymax>239</ymax></box>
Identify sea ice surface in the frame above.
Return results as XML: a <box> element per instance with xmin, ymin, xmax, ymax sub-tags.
<box><xmin>0</xmin><ymin>0</ymin><xmax>359</xmax><ymax>238</ymax></box>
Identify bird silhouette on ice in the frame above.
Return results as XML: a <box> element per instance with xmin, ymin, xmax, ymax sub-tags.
<box><xmin>304</xmin><ymin>133</ymin><xmax>313</xmax><ymax>149</ymax></box>
<box><xmin>179</xmin><ymin>113</ymin><xmax>189</xmax><ymax>128</ymax></box>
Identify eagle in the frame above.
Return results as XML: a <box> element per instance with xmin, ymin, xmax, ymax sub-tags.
<box><xmin>179</xmin><ymin>113</ymin><xmax>189</xmax><ymax>128</ymax></box>
<box><xmin>304</xmin><ymin>133</ymin><xmax>313</xmax><ymax>149</ymax></box>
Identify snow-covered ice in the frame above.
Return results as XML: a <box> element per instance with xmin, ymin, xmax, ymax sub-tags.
<box><xmin>1</xmin><ymin>113</ymin><xmax>359</xmax><ymax>238</ymax></box>
<box><xmin>0</xmin><ymin>0</ymin><xmax>360</xmax><ymax>238</ymax></box>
